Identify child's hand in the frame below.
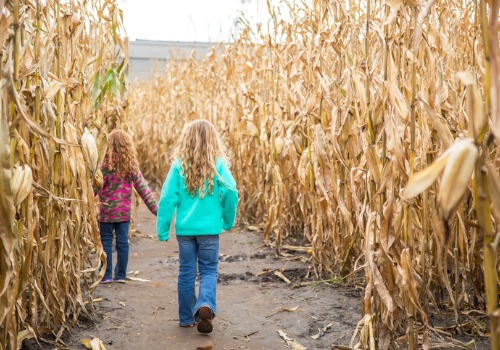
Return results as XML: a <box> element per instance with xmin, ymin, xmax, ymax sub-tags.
<box><xmin>157</xmin><ymin>234</ymin><xmax>169</xmax><ymax>242</ymax></box>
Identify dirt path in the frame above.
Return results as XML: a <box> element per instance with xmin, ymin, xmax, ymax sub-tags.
<box><xmin>42</xmin><ymin>203</ymin><xmax>361</xmax><ymax>350</ymax></box>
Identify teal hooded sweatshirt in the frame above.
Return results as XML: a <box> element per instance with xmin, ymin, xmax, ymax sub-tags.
<box><xmin>156</xmin><ymin>158</ymin><xmax>238</xmax><ymax>241</ymax></box>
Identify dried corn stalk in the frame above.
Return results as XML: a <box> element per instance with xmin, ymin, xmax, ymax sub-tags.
<box><xmin>0</xmin><ymin>0</ymin><xmax>126</xmax><ymax>349</ymax></box>
<box><xmin>127</xmin><ymin>0</ymin><xmax>499</xmax><ymax>348</ymax></box>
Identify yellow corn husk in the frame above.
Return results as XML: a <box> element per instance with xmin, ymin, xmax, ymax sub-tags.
<box><xmin>95</xmin><ymin>130</ymin><xmax>108</xmax><ymax>170</ymax></box>
<box><xmin>457</xmin><ymin>71</ymin><xmax>487</xmax><ymax>141</ymax></box>
<box><xmin>292</xmin><ymin>134</ymin><xmax>303</xmax><ymax>155</ymax></box>
<box><xmin>274</xmin><ymin>136</ymin><xmax>284</xmax><ymax>157</ymax></box>
<box><xmin>93</xmin><ymin>168</ymin><xmax>103</xmax><ymax>190</ymax></box>
<box><xmin>401</xmin><ymin>152</ymin><xmax>449</xmax><ymax>200</ymax></box>
<box><xmin>81</xmin><ymin>127</ymin><xmax>98</xmax><ymax>173</ymax></box>
<box><xmin>81</xmin><ymin>337</ymin><xmax>107</xmax><ymax>350</ymax></box>
<box><xmin>438</xmin><ymin>139</ymin><xmax>478</xmax><ymax>220</ymax></box>
<box><xmin>402</xmin><ymin>138</ymin><xmax>478</xmax><ymax>207</ymax></box>
<box><xmin>10</xmin><ymin>163</ymin><xmax>32</xmax><ymax>207</ymax></box>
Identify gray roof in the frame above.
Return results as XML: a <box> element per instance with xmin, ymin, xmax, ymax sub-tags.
<box><xmin>128</xmin><ymin>40</ymin><xmax>222</xmax><ymax>80</ymax></box>
<box><xmin>130</xmin><ymin>39</ymin><xmax>220</xmax><ymax>60</ymax></box>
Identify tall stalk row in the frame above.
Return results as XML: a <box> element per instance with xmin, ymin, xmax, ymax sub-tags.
<box><xmin>128</xmin><ymin>0</ymin><xmax>499</xmax><ymax>347</ymax></box>
<box><xmin>0</xmin><ymin>1</ymin><xmax>125</xmax><ymax>349</ymax></box>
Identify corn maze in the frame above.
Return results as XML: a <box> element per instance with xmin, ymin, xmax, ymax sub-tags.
<box><xmin>0</xmin><ymin>0</ymin><xmax>125</xmax><ymax>349</ymax></box>
<box><xmin>129</xmin><ymin>0</ymin><xmax>499</xmax><ymax>349</ymax></box>
<box><xmin>0</xmin><ymin>0</ymin><xmax>499</xmax><ymax>349</ymax></box>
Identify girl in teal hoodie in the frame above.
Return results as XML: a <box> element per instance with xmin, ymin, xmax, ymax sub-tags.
<box><xmin>156</xmin><ymin>119</ymin><xmax>238</xmax><ymax>334</ymax></box>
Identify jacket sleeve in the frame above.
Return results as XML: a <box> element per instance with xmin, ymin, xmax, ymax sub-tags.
<box><xmin>133</xmin><ymin>170</ymin><xmax>158</xmax><ymax>216</ymax></box>
<box><xmin>217</xmin><ymin>160</ymin><xmax>238</xmax><ymax>231</ymax></box>
<box><xmin>156</xmin><ymin>163</ymin><xmax>180</xmax><ymax>241</ymax></box>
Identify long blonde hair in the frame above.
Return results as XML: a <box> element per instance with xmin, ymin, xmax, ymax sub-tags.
<box><xmin>173</xmin><ymin>120</ymin><xmax>229</xmax><ymax>198</ymax></box>
<box><xmin>106</xmin><ymin>129</ymin><xmax>138</xmax><ymax>178</ymax></box>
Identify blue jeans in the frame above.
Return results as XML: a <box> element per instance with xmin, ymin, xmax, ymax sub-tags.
<box><xmin>176</xmin><ymin>235</ymin><xmax>220</xmax><ymax>326</ymax></box>
<box><xmin>99</xmin><ymin>221</ymin><xmax>130</xmax><ymax>280</ymax></box>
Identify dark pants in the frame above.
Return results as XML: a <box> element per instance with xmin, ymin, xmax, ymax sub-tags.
<box><xmin>99</xmin><ymin>221</ymin><xmax>130</xmax><ymax>280</ymax></box>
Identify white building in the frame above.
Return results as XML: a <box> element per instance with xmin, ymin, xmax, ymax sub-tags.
<box><xmin>128</xmin><ymin>40</ymin><xmax>220</xmax><ymax>81</ymax></box>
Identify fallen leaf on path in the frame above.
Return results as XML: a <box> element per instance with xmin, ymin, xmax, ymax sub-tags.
<box><xmin>243</xmin><ymin>330</ymin><xmax>259</xmax><ymax>338</ymax></box>
<box><xmin>256</xmin><ymin>268</ymin><xmax>271</xmax><ymax>276</ymax></box>
<box><xmin>152</xmin><ymin>306</ymin><xmax>166</xmax><ymax>317</ymax></box>
<box><xmin>118</xmin><ymin>301</ymin><xmax>126</xmax><ymax>307</ymax></box>
<box><xmin>277</xmin><ymin>330</ymin><xmax>307</xmax><ymax>350</ymax></box>
<box><xmin>81</xmin><ymin>337</ymin><xmax>107</xmax><ymax>350</ymax></box>
<box><xmin>265</xmin><ymin>306</ymin><xmax>299</xmax><ymax>318</ymax></box>
<box><xmin>196</xmin><ymin>342</ymin><xmax>214</xmax><ymax>350</ymax></box>
<box><xmin>130</xmin><ymin>230</ymin><xmax>151</xmax><ymax>238</ymax></box>
<box><xmin>274</xmin><ymin>271</ymin><xmax>291</xmax><ymax>283</ymax></box>
<box><xmin>282</xmin><ymin>245</ymin><xmax>312</xmax><ymax>252</ymax></box>
<box><xmin>246</xmin><ymin>225</ymin><xmax>261</xmax><ymax>231</ymax></box>
<box><xmin>126</xmin><ymin>277</ymin><xmax>150</xmax><ymax>282</ymax></box>
<box><xmin>83</xmin><ymin>297</ymin><xmax>103</xmax><ymax>305</ymax></box>
<box><xmin>154</xmin><ymin>282</ymin><xmax>163</xmax><ymax>287</ymax></box>
<box><xmin>311</xmin><ymin>322</ymin><xmax>333</xmax><ymax>340</ymax></box>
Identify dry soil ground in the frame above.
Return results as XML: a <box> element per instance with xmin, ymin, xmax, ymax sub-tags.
<box><xmin>26</xmin><ymin>203</ymin><xmax>361</xmax><ymax>350</ymax></box>
<box><xmin>22</xmin><ymin>203</ymin><xmax>491</xmax><ymax>350</ymax></box>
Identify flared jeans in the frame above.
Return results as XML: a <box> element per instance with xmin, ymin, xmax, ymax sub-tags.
<box><xmin>176</xmin><ymin>235</ymin><xmax>220</xmax><ymax>326</ymax></box>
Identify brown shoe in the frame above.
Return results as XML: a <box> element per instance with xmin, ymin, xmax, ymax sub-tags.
<box><xmin>197</xmin><ymin>307</ymin><xmax>213</xmax><ymax>334</ymax></box>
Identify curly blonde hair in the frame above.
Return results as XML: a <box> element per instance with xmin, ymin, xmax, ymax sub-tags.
<box><xmin>173</xmin><ymin>119</ymin><xmax>229</xmax><ymax>198</ymax></box>
<box><xmin>106</xmin><ymin>129</ymin><xmax>138</xmax><ymax>178</ymax></box>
